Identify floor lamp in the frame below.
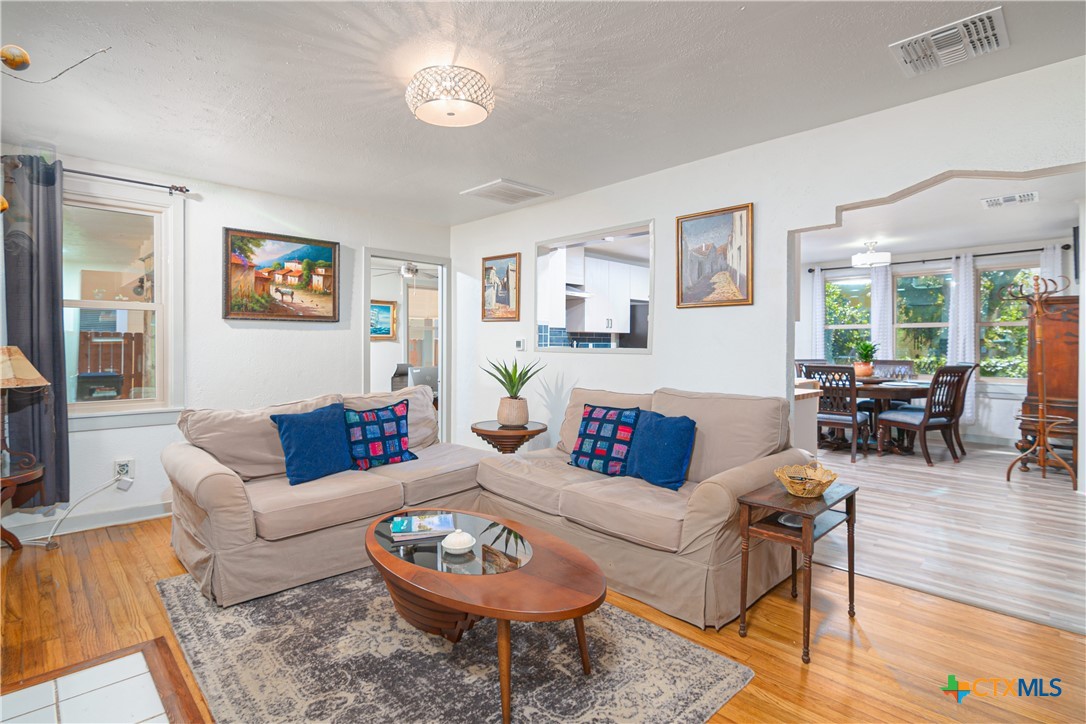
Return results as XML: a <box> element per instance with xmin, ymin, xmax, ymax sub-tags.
<box><xmin>1</xmin><ymin>346</ymin><xmax>50</xmax><ymax>550</ymax></box>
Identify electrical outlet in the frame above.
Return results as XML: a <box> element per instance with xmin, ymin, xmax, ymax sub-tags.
<box><xmin>114</xmin><ymin>459</ymin><xmax>134</xmax><ymax>480</ymax></box>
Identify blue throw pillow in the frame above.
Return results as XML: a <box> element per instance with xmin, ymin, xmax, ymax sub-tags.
<box><xmin>345</xmin><ymin>400</ymin><xmax>419</xmax><ymax>471</ymax></box>
<box><xmin>627</xmin><ymin>410</ymin><xmax>696</xmax><ymax>490</ymax></box>
<box><xmin>569</xmin><ymin>404</ymin><xmax>641</xmax><ymax>476</ymax></box>
<box><xmin>270</xmin><ymin>402</ymin><xmax>353</xmax><ymax>485</ymax></box>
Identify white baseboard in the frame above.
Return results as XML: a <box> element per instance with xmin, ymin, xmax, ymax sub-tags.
<box><xmin>961</xmin><ymin>433</ymin><xmax>1017</xmax><ymax>448</ymax></box>
<box><xmin>4</xmin><ymin>501</ymin><xmax>172</xmax><ymax>543</ymax></box>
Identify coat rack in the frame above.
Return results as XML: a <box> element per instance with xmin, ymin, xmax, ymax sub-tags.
<box><xmin>1004</xmin><ymin>275</ymin><xmax>1077</xmax><ymax>489</ymax></box>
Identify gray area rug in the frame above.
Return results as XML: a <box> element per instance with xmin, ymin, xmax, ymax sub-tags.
<box><xmin>158</xmin><ymin>568</ymin><xmax>752</xmax><ymax>723</ymax></box>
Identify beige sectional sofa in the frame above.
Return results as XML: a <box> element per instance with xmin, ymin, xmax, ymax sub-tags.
<box><xmin>474</xmin><ymin>388</ymin><xmax>810</xmax><ymax>628</ymax></box>
<box><xmin>161</xmin><ymin>386</ymin><xmax>490</xmax><ymax>606</ymax></box>
<box><xmin>162</xmin><ymin>384</ymin><xmax>808</xmax><ymax>629</ymax></box>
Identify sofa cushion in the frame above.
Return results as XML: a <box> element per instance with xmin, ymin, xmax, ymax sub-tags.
<box><xmin>558</xmin><ymin>389</ymin><xmax>655</xmax><ymax>453</ymax></box>
<box><xmin>246</xmin><ymin>469</ymin><xmax>404</xmax><ymax>541</ymax></box>
<box><xmin>476</xmin><ymin>448</ymin><xmax>606</xmax><ymax>515</ymax></box>
<box><xmin>344</xmin><ymin>401</ymin><xmax>419</xmax><ymax>470</ymax></box>
<box><xmin>569</xmin><ymin>405</ymin><xmax>641</xmax><ymax>476</ymax></box>
<box><xmin>271</xmin><ymin>402</ymin><xmax>354</xmax><ymax>485</ymax></box>
<box><xmin>651</xmin><ymin>388</ymin><xmax>789</xmax><ymax>483</ymax></box>
<box><xmin>627</xmin><ymin>411</ymin><xmax>697</xmax><ymax>490</ymax></box>
<box><xmin>559</xmin><ymin>477</ymin><xmax>698</xmax><ymax>552</ymax></box>
<box><xmin>366</xmin><ymin>443</ymin><xmax>493</xmax><ymax>505</ymax></box>
<box><xmin>343</xmin><ymin>385</ymin><xmax>438</xmax><ymax>450</ymax></box>
<box><xmin>178</xmin><ymin>394</ymin><xmax>343</xmax><ymax>480</ymax></box>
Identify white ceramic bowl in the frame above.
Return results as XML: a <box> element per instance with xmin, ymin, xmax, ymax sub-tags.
<box><xmin>442</xmin><ymin>529</ymin><xmax>476</xmax><ymax>555</ymax></box>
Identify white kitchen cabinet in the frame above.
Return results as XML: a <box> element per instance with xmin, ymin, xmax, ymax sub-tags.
<box><xmin>566</xmin><ymin>256</ymin><xmax>632</xmax><ymax>333</ymax></box>
<box><xmin>565</xmin><ymin>245</ymin><xmax>585</xmax><ymax>286</ymax></box>
<box><xmin>629</xmin><ymin>265</ymin><xmax>650</xmax><ymax>301</ymax></box>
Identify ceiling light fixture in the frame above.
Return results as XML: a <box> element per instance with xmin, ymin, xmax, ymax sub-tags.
<box><xmin>852</xmin><ymin>241</ymin><xmax>892</xmax><ymax>268</ymax></box>
<box><xmin>405</xmin><ymin>65</ymin><xmax>495</xmax><ymax>127</ymax></box>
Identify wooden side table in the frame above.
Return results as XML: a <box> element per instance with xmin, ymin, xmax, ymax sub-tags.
<box><xmin>471</xmin><ymin>420</ymin><xmax>547</xmax><ymax>454</ymax></box>
<box><xmin>737</xmin><ymin>481</ymin><xmax>857</xmax><ymax>663</ymax></box>
<box><xmin>1</xmin><ymin>460</ymin><xmax>45</xmax><ymax>550</ymax></box>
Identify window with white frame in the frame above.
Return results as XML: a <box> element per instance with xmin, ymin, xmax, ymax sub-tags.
<box><xmin>60</xmin><ymin>178</ymin><xmax>183</xmax><ymax>412</ymax></box>
<box><xmin>893</xmin><ymin>272</ymin><xmax>951</xmax><ymax>375</ymax></box>
<box><xmin>977</xmin><ymin>265</ymin><xmax>1038</xmax><ymax>379</ymax></box>
<box><xmin>823</xmin><ymin>276</ymin><xmax>871</xmax><ymax>363</ymax></box>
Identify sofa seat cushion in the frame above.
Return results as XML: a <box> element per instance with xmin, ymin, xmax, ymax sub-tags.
<box><xmin>366</xmin><ymin>443</ymin><xmax>492</xmax><ymax>505</ymax></box>
<box><xmin>476</xmin><ymin>448</ymin><xmax>606</xmax><ymax>515</ymax></box>
<box><xmin>246</xmin><ymin>470</ymin><xmax>404</xmax><ymax>541</ymax></box>
<box><xmin>559</xmin><ymin>477</ymin><xmax>698</xmax><ymax>552</ymax></box>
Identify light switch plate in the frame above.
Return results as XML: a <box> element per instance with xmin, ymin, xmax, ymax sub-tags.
<box><xmin>514</xmin><ymin>338</ymin><xmax>525</xmax><ymax>351</ymax></box>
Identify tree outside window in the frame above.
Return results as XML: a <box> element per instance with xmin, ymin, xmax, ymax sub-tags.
<box><xmin>977</xmin><ymin>267</ymin><xmax>1036</xmax><ymax>379</ymax></box>
<box><xmin>823</xmin><ymin>277</ymin><xmax>871</xmax><ymax>363</ymax></box>
<box><xmin>894</xmin><ymin>273</ymin><xmax>951</xmax><ymax>375</ymax></box>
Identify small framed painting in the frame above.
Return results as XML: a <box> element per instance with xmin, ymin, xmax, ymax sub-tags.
<box><xmin>223</xmin><ymin>228</ymin><xmax>339</xmax><ymax>321</ymax></box>
<box><xmin>370</xmin><ymin>300</ymin><xmax>397</xmax><ymax>341</ymax></box>
<box><xmin>675</xmin><ymin>203</ymin><xmax>753</xmax><ymax>308</ymax></box>
<box><xmin>482</xmin><ymin>252</ymin><xmax>521</xmax><ymax>321</ymax></box>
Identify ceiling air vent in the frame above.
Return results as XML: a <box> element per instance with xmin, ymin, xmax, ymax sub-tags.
<box><xmin>460</xmin><ymin>178</ymin><xmax>553</xmax><ymax>205</ymax></box>
<box><xmin>890</xmin><ymin>7</ymin><xmax>1009</xmax><ymax>77</ymax></box>
<box><xmin>981</xmin><ymin>191</ymin><xmax>1039</xmax><ymax>209</ymax></box>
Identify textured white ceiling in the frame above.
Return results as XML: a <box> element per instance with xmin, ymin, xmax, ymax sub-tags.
<box><xmin>800</xmin><ymin>170</ymin><xmax>1085</xmax><ymax>264</ymax></box>
<box><xmin>2</xmin><ymin>2</ymin><xmax>1084</xmax><ymax>225</ymax></box>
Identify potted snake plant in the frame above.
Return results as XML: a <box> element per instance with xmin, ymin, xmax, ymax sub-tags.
<box><xmin>852</xmin><ymin>340</ymin><xmax>878</xmax><ymax>378</ymax></box>
<box><xmin>482</xmin><ymin>358</ymin><xmax>545</xmax><ymax>427</ymax></box>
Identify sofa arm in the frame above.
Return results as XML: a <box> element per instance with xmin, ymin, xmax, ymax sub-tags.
<box><xmin>678</xmin><ymin>447</ymin><xmax>812</xmax><ymax>554</ymax></box>
<box><xmin>161</xmin><ymin>442</ymin><xmax>256</xmax><ymax>550</ymax></box>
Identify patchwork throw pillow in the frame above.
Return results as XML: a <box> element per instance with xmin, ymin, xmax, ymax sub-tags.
<box><xmin>270</xmin><ymin>402</ymin><xmax>353</xmax><ymax>485</ymax></box>
<box><xmin>569</xmin><ymin>404</ymin><xmax>641</xmax><ymax>476</ymax></box>
<box><xmin>345</xmin><ymin>400</ymin><xmax>419</xmax><ymax>470</ymax></box>
<box><xmin>627</xmin><ymin>410</ymin><xmax>697</xmax><ymax>490</ymax></box>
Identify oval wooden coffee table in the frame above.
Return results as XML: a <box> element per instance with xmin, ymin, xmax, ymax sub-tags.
<box><xmin>366</xmin><ymin>508</ymin><xmax>606</xmax><ymax>723</ymax></box>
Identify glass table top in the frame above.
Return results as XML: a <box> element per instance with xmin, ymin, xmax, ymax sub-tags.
<box><xmin>373</xmin><ymin>510</ymin><xmax>533</xmax><ymax>576</ymax></box>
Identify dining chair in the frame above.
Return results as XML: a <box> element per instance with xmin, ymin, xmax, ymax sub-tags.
<box><xmin>805</xmin><ymin>364</ymin><xmax>869</xmax><ymax>463</ymax></box>
<box><xmin>794</xmin><ymin>358</ymin><xmax>831</xmax><ymax>377</ymax></box>
<box><xmin>876</xmin><ymin>364</ymin><xmax>975</xmax><ymax>466</ymax></box>
<box><xmin>950</xmin><ymin>363</ymin><xmax>978</xmax><ymax>458</ymax></box>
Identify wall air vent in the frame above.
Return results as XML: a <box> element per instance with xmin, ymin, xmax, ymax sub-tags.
<box><xmin>890</xmin><ymin>7</ymin><xmax>1009</xmax><ymax>77</ymax></box>
<box><xmin>981</xmin><ymin>191</ymin><xmax>1039</xmax><ymax>209</ymax></box>
<box><xmin>460</xmin><ymin>178</ymin><xmax>553</xmax><ymax>205</ymax></box>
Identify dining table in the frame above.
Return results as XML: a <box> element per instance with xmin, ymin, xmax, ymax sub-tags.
<box><xmin>856</xmin><ymin>378</ymin><xmax>931</xmax><ymax>452</ymax></box>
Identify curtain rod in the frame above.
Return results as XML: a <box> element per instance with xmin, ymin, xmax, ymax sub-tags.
<box><xmin>66</xmin><ymin>168</ymin><xmax>191</xmax><ymax>195</ymax></box>
<box><xmin>807</xmin><ymin>243</ymin><xmax>1072</xmax><ymax>273</ymax></box>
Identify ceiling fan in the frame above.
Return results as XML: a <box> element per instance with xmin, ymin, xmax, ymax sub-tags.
<box><xmin>372</xmin><ymin>262</ymin><xmax>438</xmax><ymax>282</ymax></box>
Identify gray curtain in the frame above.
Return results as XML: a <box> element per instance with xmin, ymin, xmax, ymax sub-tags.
<box><xmin>3</xmin><ymin>155</ymin><xmax>70</xmax><ymax>505</ymax></box>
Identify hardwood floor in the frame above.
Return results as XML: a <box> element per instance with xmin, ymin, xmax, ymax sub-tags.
<box><xmin>3</xmin><ymin>517</ymin><xmax>1084</xmax><ymax>722</ymax></box>
<box><xmin>815</xmin><ymin>442</ymin><xmax>1085</xmax><ymax>633</ymax></box>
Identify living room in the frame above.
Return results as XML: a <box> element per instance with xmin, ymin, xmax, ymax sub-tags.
<box><xmin>2</xmin><ymin>2</ymin><xmax>1085</xmax><ymax>723</ymax></box>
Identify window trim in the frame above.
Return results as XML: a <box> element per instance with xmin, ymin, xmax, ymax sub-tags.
<box><xmin>62</xmin><ymin>174</ymin><xmax>185</xmax><ymax>416</ymax></box>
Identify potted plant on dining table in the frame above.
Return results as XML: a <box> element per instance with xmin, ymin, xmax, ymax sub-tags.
<box><xmin>852</xmin><ymin>341</ymin><xmax>878</xmax><ymax>378</ymax></box>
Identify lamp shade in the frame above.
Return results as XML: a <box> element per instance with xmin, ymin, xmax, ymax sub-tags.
<box><xmin>851</xmin><ymin>241</ymin><xmax>891</xmax><ymax>268</ymax></box>
<box><xmin>1</xmin><ymin>346</ymin><xmax>50</xmax><ymax>389</ymax></box>
<box><xmin>405</xmin><ymin>66</ymin><xmax>495</xmax><ymax>127</ymax></box>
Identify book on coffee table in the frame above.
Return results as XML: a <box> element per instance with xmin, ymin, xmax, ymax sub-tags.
<box><xmin>389</xmin><ymin>513</ymin><xmax>455</xmax><ymax>542</ymax></box>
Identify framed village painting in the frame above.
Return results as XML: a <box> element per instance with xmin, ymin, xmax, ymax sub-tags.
<box><xmin>370</xmin><ymin>300</ymin><xmax>397</xmax><ymax>341</ymax></box>
<box><xmin>675</xmin><ymin>203</ymin><xmax>753</xmax><ymax>308</ymax></box>
<box><xmin>223</xmin><ymin>228</ymin><xmax>339</xmax><ymax>322</ymax></box>
<box><xmin>481</xmin><ymin>252</ymin><xmax>520</xmax><ymax>321</ymax></box>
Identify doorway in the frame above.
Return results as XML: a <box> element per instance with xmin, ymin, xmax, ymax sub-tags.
<box><xmin>362</xmin><ymin>248</ymin><xmax>450</xmax><ymax>439</ymax></box>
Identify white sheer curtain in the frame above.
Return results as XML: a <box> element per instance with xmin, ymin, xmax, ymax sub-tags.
<box><xmin>811</xmin><ymin>267</ymin><xmax>826</xmax><ymax>358</ymax></box>
<box><xmin>948</xmin><ymin>254</ymin><xmax>977</xmax><ymax>423</ymax></box>
<box><xmin>1039</xmin><ymin>244</ymin><xmax>1062</xmax><ymax>288</ymax></box>
<box><xmin>869</xmin><ymin>265</ymin><xmax>893</xmax><ymax>362</ymax></box>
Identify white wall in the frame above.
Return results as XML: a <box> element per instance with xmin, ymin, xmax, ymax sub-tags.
<box><xmin>4</xmin><ymin>152</ymin><xmax>448</xmax><ymax>537</ymax></box>
<box><xmin>449</xmin><ymin>58</ymin><xmax>1086</xmax><ymax>449</ymax></box>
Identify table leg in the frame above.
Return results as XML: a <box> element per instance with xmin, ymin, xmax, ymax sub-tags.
<box><xmin>498</xmin><ymin>619</ymin><xmax>512</xmax><ymax>723</ymax></box>
<box><xmin>0</xmin><ymin>487</ymin><xmax>21</xmax><ymax>550</ymax></box>
<box><xmin>573</xmin><ymin>617</ymin><xmax>591</xmax><ymax>675</ymax></box>
<box><xmin>738</xmin><ymin>503</ymin><xmax>750</xmax><ymax>636</ymax></box>
<box><xmin>846</xmin><ymin>494</ymin><xmax>856</xmax><ymax>618</ymax></box>
<box><xmin>801</xmin><ymin>519</ymin><xmax>813</xmax><ymax>664</ymax></box>
<box><xmin>790</xmin><ymin>547</ymin><xmax>797</xmax><ymax>599</ymax></box>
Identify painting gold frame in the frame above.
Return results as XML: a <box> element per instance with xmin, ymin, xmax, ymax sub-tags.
<box><xmin>675</xmin><ymin>203</ymin><xmax>754</xmax><ymax>309</ymax></box>
<box><xmin>481</xmin><ymin>252</ymin><xmax>521</xmax><ymax>322</ymax></box>
<box><xmin>370</xmin><ymin>300</ymin><xmax>397</xmax><ymax>341</ymax></box>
